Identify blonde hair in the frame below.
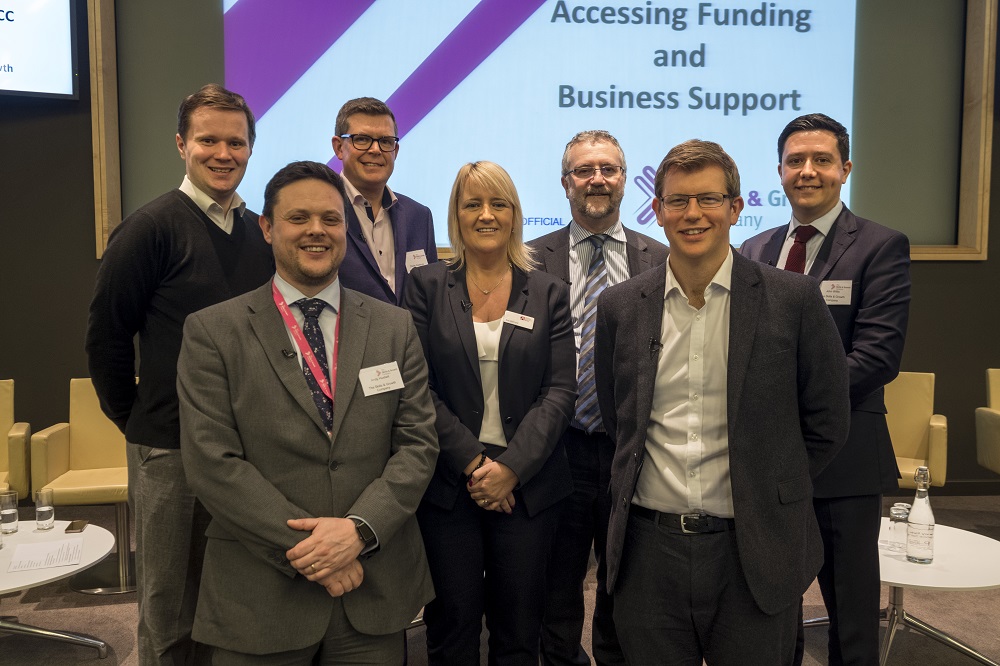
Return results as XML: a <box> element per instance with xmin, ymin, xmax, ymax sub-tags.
<box><xmin>446</xmin><ymin>161</ymin><xmax>536</xmax><ymax>272</ymax></box>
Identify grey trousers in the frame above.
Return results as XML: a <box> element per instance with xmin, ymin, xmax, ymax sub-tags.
<box><xmin>210</xmin><ymin>601</ymin><xmax>405</xmax><ymax>666</ymax></box>
<box><xmin>613</xmin><ymin>511</ymin><xmax>798</xmax><ymax>666</ymax></box>
<box><xmin>127</xmin><ymin>443</ymin><xmax>212</xmax><ymax>666</ymax></box>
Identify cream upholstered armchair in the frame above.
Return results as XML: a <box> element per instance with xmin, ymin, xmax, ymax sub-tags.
<box><xmin>31</xmin><ymin>378</ymin><xmax>134</xmax><ymax>594</ymax></box>
<box><xmin>884</xmin><ymin>372</ymin><xmax>947</xmax><ymax>489</ymax></box>
<box><xmin>1</xmin><ymin>379</ymin><xmax>31</xmax><ymax>500</ymax></box>
<box><xmin>975</xmin><ymin>369</ymin><xmax>1000</xmax><ymax>475</ymax></box>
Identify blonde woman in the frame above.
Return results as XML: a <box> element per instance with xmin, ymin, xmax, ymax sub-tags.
<box><xmin>404</xmin><ymin>161</ymin><xmax>576</xmax><ymax>664</ymax></box>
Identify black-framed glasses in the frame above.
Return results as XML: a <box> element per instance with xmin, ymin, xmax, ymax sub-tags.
<box><xmin>563</xmin><ymin>165</ymin><xmax>625</xmax><ymax>180</ymax></box>
<box><xmin>659</xmin><ymin>192</ymin><xmax>732</xmax><ymax>210</ymax></box>
<box><xmin>339</xmin><ymin>134</ymin><xmax>399</xmax><ymax>152</ymax></box>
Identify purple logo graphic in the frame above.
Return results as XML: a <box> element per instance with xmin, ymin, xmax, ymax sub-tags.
<box><xmin>633</xmin><ymin>165</ymin><xmax>658</xmax><ymax>226</ymax></box>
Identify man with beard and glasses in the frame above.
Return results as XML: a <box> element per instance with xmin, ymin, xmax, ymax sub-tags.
<box><xmin>530</xmin><ymin>130</ymin><xmax>667</xmax><ymax>666</ymax></box>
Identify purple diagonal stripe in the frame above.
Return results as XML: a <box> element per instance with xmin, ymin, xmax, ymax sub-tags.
<box><xmin>387</xmin><ymin>0</ymin><xmax>546</xmax><ymax>138</ymax></box>
<box><xmin>225</xmin><ymin>0</ymin><xmax>376</xmax><ymax>120</ymax></box>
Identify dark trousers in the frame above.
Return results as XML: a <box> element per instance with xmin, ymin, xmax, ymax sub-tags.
<box><xmin>418</xmin><ymin>485</ymin><xmax>562</xmax><ymax>666</ymax></box>
<box><xmin>803</xmin><ymin>494</ymin><xmax>883</xmax><ymax>666</ymax></box>
<box><xmin>541</xmin><ymin>427</ymin><xmax>623</xmax><ymax>666</ymax></box>
<box><xmin>614</xmin><ymin>509</ymin><xmax>798</xmax><ymax>666</ymax></box>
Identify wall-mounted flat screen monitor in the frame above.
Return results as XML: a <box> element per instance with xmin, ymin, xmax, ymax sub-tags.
<box><xmin>0</xmin><ymin>0</ymin><xmax>78</xmax><ymax>100</ymax></box>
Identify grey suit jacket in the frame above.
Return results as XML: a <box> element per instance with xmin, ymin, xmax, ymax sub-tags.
<box><xmin>178</xmin><ymin>280</ymin><xmax>438</xmax><ymax>654</ymax></box>
<box><xmin>528</xmin><ymin>225</ymin><xmax>668</xmax><ymax>285</ymax></box>
<box><xmin>595</xmin><ymin>252</ymin><xmax>850</xmax><ymax>615</ymax></box>
<box><xmin>740</xmin><ymin>207</ymin><xmax>910</xmax><ymax>496</ymax></box>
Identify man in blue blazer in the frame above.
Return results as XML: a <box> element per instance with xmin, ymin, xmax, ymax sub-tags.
<box><xmin>530</xmin><ymin>130</ymin><xmax>667</xmax><ymax>666</ymax></box>
<box><xmin>740</xmin><ymin>114</ymin><xmax>911</xmax><ymax>666</ymax></box>
<box><xmin>595</xmin><ymin>140</ymin><xmax>849</xmax><ymax>664</ymax></box>
<box><xmin>331</xmin><ymin>97</ymin><xmax>437</xmax><ymax>305</ymax></box>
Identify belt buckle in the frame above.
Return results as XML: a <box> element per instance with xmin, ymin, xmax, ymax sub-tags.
<box><xmin>680</xmin><ymin>513</ymin><xmax>704</xmax><ymax>534</ymax></box>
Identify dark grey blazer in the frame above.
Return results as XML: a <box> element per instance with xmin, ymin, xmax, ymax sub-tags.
<box><xmin>739</xmin><ymin>206</ymin><xmax>910</xmax><ymax>496</ymax></box>
<box><xmin>403</xmin><ymin>261</ymin><xmax>577</xmax><ymax>517</ymax></box>
<box><xmin>178</xmin><ymin>281</ymin><xmax>438</xmax><ymax>654</ymax></box>
<box><xmin>528</xmin><ymin>225</ymin><xmax>668</xmax><ymax>285</ymax></box>
<box><xmin>594</xmin><ymin>252</ymin><xmax>850</xmax><ymax>615</ymax></box>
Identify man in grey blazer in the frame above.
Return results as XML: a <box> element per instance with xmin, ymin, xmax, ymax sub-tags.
<box><xmin>594</xmin><ymin>140</ymin><xmax>849</xmax><ymax>664</ymax></box>
<box><xmin>178</xmin><ymin>161</ymin><xmax>438</xmax><ymax>664</ymax></box>
<box><xmin>531</xmin><ymin>130</ymin><xmax>667</xmax><ymax>666</ymax></box>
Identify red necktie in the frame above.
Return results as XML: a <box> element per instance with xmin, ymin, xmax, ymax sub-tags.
<box><xmin>784</xmin><ymin>225</ymin><xmax>820</xmax><ymax>274</ymax></box>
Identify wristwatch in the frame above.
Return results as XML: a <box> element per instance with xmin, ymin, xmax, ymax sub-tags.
<box><xmin>351</xmin><ymin>517</ymin><xmax>377</xmax><ymax>553</ymax></box>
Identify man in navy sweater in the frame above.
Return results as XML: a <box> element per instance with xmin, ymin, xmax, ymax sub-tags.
<box><xmin>86</xmin><ymin>84</ymin><xmax>273</xmax><ymax>665</ymax></box>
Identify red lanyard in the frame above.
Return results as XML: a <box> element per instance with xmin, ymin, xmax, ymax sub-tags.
<box><xmin>272</xmin><ymin>280</ymin><xmax>339</xmax><ymax>401</ymax></box>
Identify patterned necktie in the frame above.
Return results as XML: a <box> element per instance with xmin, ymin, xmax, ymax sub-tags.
<box><xmin>784</xmin><ymin>224</ymin><xmax>820</xmax><ymax>274</ymax></box>
<box><xmin>294</xmin><ymin>298</ymin><xmax>333</xmax><ymax>432</ymax></box>
<box><xmin>574</xmin><ymin>235</ymin><xmax>609</xmax><ymax>433</ymax></box>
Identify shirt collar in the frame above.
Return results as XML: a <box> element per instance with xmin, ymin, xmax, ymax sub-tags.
<box><xmin>341</xmin><ymin>173</ymin><xmax>397</xmax><ymax>211</ymax></box>
<box><xmin>569</xmin><ymin>219</ymin><xmax>626</xmax><ymax>249</ymax></box>
<box><xmin>788</xmin><ymin>201</ymin><xmax>842</xmax><ymax>240</ymax></box>
<box><xmin>179</xmin><ymin>175</ymin><xmax>246</xmax><ymax>217</ymax></box>
<box><xmin>273</xmin><ymin>273</ymin><xmax>341</xmax><ymax>314</ymax></box>
<box><xmin>665</xmin><ymin>248</ymin><xmax>733</xmax><ymax>299</ymax></box>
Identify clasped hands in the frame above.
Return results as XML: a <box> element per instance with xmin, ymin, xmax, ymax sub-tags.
<box><xmin>464</xmin><ymin>455</ymin><xmax>519</xmax><ymax>514</ymax></box>
<box><xmin>286</xmin><ymin>517</ymin><xmax>364</xmax><ymax>598</ymax></box>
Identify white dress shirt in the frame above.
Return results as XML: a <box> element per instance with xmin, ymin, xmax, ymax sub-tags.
<box><xmin>179</xmin><ymin>175</ymin><xmax>246</xmax><ymax>234</ymax></box>
<box><xmin>634</xmin><ymin>250</ymin><xmax>735</xmax><ymax>518</ymax></box>
<box><xmin>776</xmin><ymin>201</ymin><xmax>842</xmax><ymax>274</ymax></box>
<box><xmin>342</xmin><ymin>175</ymin><xmax>398</xmax><ymax>293</ymax></box>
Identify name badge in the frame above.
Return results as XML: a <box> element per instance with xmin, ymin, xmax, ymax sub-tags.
<box><xmin>359</xmin><ymin>361</ymin><xmax>404</xmax><ymax>396</ymax></box>
<box><xmin>820</xmin><ymin>280</ymin><xmax>852</xmax><ymax>305</ymax></box>
<box><xmin>405</xmin><ymin>250</ymin><xmax>428</xmax><ymax>273</ymax></box>
<box><xmin>503</xmin><ymin>311</ymin><xmax>534</xmax><ymax>330</ymax></box>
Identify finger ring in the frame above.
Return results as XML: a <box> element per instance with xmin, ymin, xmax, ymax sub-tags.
<box><xmin>310</xmin><ymin>563</ymin><xmax>318</xmax><ymax>572</ymax></box>
<box><xmin>481</xmin><ymin>499</ymin><xmax>488</xmax><ymax>505</ymax></box>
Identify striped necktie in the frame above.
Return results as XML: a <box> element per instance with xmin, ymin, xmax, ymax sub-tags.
<box><xmin>574</xmin><ymin>235</ymin><xmax>609</xmax><ymax>433</ymax></box>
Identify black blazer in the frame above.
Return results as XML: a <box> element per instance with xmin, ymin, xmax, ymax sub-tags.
<box><xmin>740</xmin><ymin>206</ymin><xmax>911</xmax><ymax>496</ymax></box>
<box><xmin>403</xmin><ymin>261</ymin><xmax>577</xmax><ymax>517</ymax></box>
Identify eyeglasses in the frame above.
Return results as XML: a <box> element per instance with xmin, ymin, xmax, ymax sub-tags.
<box><xmin>338</xmin><ymin>134</ymin><xmax>399</xmax><ymax>152</ymax></box>
<box><xmin>563</xmin><ymin>165</ymin><xmax>625</xmax><ymax>180</ymax></box>
<box><xmin>659</xmin><ymin>192</ymin><xmax>733</xmax><ymax>210</ymax></box>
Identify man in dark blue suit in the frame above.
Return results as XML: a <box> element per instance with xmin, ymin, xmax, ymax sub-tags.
<box><xmin>740</xmin><ymin>113</ymin><xmax>911</xmax><ymax>666</ymax></box>
<box><xmin>332</xmin><ymin>97</ymin><xmax>437</xmax><ymax>304</ymax></box>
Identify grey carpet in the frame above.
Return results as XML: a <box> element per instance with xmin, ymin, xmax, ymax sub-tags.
<box><xmin>2</xmin><ymin>496</ymin><xmax>998</xmax><ymax>664</ymax></box>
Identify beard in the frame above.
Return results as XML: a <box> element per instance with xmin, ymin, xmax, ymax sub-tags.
<box><xmin>575</xmin><ymin>185</ymin><xmax>624</xmax><ymax>220</ymax></box>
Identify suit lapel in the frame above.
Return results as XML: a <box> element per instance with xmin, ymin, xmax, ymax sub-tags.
<box><xmin>541</xmin><ymin>228</ymin><xmax>571</xmax><ymax>282</ymax></box>
<box><xmin>624</xmin><ymin>228</ymin><xmax>653</xmax><ymax>276</ymax></box>
<box><xmin>727</xmin><ymin>254</ymin><xmax>762</xmax><ymax>439</ymax></box>
<box><xmin>346</xmin><ymin>204</ymin><xmax>396</xmax><ymax>302</ymax></box>
<box><xmin>329</xmin><ymin>288</ymin><xmax>369</xmax><ymax>442</ymax></box>
<box><xmin>447</xmin><ymin>267</ymin><xmax>482</xmax><ymax>385</ymax></box>
<box><xmin>809</xmin><ymin>208</ymin><xmax>857</xmax><ymax>281</ymax></box>
<box><xmin>499</xmin><ymin>269</ymin><xmax>529</xmax><ymax>358</ymax></box>
<box><xmin>635</xmin><ymin>267</ymin><xmax>666</xmax><ymax>431</ymax></box>
<box><xmin>247</xmin><ymin>282</ymin><xmax>327</xmax><ymax>435</ymax></box>
<box><xmin>760</xmin><ymin>225</ymin><xmax>787</xmax><ymax>266</ymax></box>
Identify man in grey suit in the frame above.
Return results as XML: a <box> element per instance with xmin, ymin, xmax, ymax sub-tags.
<box><xmin>594</xmin><ymin>140</ymin><xmax>850</xmax><ymax>664</ymax></box>
<box><xmin>178</xmin><ymin>161</ymin><xmax>438</xmax><ymax>664</ymax></box>
<box><xmin>531</xmin><ymin>130</ymin><xmax>667</xmax><ymax>666</ymax></box>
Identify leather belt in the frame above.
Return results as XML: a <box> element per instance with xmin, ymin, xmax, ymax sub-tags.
<box><xmin>630</xmin><ymin>505</ymin><xmax>735</xmax><ymax>534</ymax></box>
